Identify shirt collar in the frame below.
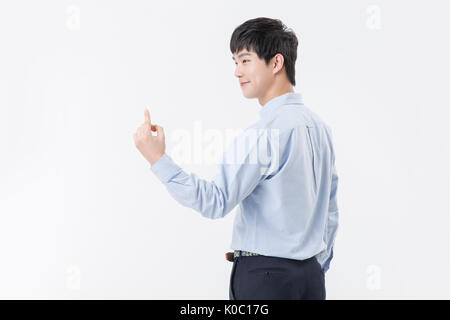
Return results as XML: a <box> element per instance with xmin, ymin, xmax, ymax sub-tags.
<box><xmin>259</xmin><ymin>92</ymin><xmax>304</xmax><ymax>120</ymax></box>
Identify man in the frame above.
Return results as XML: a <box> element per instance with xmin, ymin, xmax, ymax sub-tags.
<box><xmin>134</xmin><ymin>17</ymin><xmax>339</xmax><ymax>300</ymax></box>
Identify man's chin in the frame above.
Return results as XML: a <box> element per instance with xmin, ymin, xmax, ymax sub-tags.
<box><xmin>242</xmin><ymin>90</ymin><xmax>256</xmax><ymax>99</ymax></box>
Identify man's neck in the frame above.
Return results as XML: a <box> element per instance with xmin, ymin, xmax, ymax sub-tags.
<box><xmin>259</xmin><ymin>85</ymin><xmax>295</xmax><ymax>107</ymax></box>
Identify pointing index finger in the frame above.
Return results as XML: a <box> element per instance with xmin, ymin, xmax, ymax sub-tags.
<box><xmin>144</xmin><ymin>108</ymin><xmax>151</xmax><ymax>123</ymax></box>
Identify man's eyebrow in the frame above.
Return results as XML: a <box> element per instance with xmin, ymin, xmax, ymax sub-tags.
<box><xmin>232</xmin><ymin>52</ymin><xmax>252</xmax><ymax>61</ymax></box>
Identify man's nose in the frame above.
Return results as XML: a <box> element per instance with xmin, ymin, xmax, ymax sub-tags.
<box><xmin>234</xmin><ymin>66</ymin><xmax>242</xmax><ymax>78</ymax></box>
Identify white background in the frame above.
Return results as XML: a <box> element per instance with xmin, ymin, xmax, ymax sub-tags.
<box><xmin>1</xmin><ymin>0</ymin><xmax>449</xmax><ymax>299</ymax></box>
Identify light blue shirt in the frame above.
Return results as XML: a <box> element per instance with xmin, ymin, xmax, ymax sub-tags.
<box><xmin>150</xmin><ymin>92</ymin><xmax>339</xmax><ymax>273</ymax></box>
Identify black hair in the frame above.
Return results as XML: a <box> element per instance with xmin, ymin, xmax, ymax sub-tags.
<box><xmin>230</xmin><ymin>17</ymin><xmax>299</xmax><ymax>86</ymax></box>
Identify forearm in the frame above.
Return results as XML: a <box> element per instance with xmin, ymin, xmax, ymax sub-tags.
<box><xmin>150</xmin><ymin>153</ymin><xmax>230</xmax><ymax>219</ymax></box>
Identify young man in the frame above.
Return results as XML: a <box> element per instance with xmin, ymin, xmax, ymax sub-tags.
<box><xmin>134</xmin><ymin>17</ymin><xmax>339</xmax><ymax>300</ymax></box>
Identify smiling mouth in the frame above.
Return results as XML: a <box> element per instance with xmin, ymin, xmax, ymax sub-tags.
<box><xmin>240</xmin><ymin>81</ymin><xmax>250</xmax><ymax>86</ymax></box>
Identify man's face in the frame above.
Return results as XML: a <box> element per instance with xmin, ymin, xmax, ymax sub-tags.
<box><xmin>232</xmin><ymin>49</ymin><xmax>273</xmax><ymax>99</ymax></box>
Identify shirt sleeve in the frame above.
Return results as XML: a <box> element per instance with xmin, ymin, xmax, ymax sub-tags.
<box><xmin>150</xmin><ymin>126</ymin><xmax>278</xmax><ymax>219</ymax></box>
<box><xmin>316</xmin><ymin>159</ymin><xmax>339</xmax><ymax>273</ymax></box>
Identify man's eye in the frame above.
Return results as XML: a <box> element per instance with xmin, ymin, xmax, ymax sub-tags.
<box><xmin>234</xmin><ymin>60</ymin><xmax>248</xmax><ymax>65</ymax></box>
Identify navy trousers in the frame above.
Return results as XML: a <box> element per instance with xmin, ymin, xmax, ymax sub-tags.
<box><xmin>229</xmin><ymin>254</ymin><xmax>325</xmax><ymax>300</ymax></box>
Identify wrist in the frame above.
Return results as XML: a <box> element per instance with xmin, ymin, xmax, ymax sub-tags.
<box><xmin>149</xmin><ymin>153</ymin><xmax>165</xmax><ymax>166</ymax></box>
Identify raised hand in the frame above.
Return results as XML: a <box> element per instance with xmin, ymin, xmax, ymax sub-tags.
<box><xmin>133</xmin><ymin>108</ymin><xmax>166</xmax><ymax>165</ymax></box>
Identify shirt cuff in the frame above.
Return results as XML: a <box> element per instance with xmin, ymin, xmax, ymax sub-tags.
<box><xmin>150</xmin><ymin>153</ymin><xmax>182</xmax><ymax>183</ymax></box>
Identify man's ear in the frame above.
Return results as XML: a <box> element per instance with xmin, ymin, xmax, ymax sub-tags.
<box><xmin>272</xmin><ymin>53</ymin><xmax>285</xmax><ymax>75</ymax></box>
